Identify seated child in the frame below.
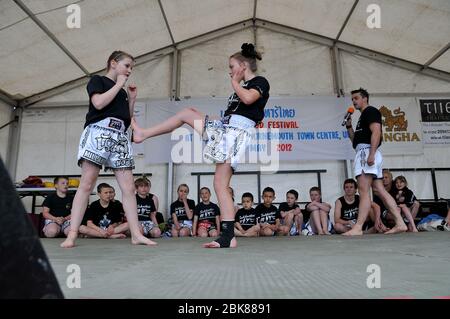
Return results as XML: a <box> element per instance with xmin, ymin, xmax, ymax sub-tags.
<box><xmin>81</xmin><ymin>183</ymin><xmax>129</xmax><ymax>239</ymax></box>
<box><xmin>304</xmin><ymin>186</ymin><xmax>332</xmax><ymax>235</ymax></box>
<box><xmin>256</xmin><ymin>187</ymin><xmax>281</xmax><ymax>236</ymax></box>
<box><xmin>193</xmin><ymin>187</ymin><xmax>220</xmax><ymax>237</ymax></box>
<box><xmin>42</xmin><ymin>176</ymin><xmax>73</xmax><ymax>238</ymax></box>
<box><xmin>135</xmin><ymin>177</ymin><xmax>161</xmax><ymax>238</ymax></box>
<box><xmin>234</xmin><ymin>192</ymin><xmax>260</xmax><ymax>237</ymax></box>
<box><xmin>170</xmin><ymin>184</ymin><xmax>195</xmax><ymax>237</ymax></box>
<box><xmin>392</xmin><ymin>176</ymin><xmax>418</xmax><ymax>232</ymax></box>
<box><xmin>278</xmin><ymin>189</ymin><xmax>303</xmax><ymax>236</ymax></box>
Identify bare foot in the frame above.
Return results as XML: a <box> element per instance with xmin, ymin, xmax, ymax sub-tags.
<box><xmin>342</xmin><ymin>228</ymin><xmax>363</xmax><ymax>236</ymax></box>
<box><xmin>131</xmin><ymin>118</ymin><xmax>145</xmax><ymax>144</ymax></box>
<box><xmin>203</xmin><ymin>237</ymin><xmax>237</xmax><ymax>248</ymax></box>
<box><xmin>131</xmin><ymin>235</ymin><xmax>158</xmax><ymax>246</ymax></box>
<box><xmin>384</xmin><ymin>224</ymin><xmax>408</xmax><ymax>234</ymax></box>
<box><xmin>61</xmin><ymin>230</ymin><xmax>78</xmax><ymax>248</ymax></box>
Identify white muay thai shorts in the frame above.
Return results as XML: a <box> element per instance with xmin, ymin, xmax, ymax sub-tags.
<box><xmin>78</xmin><ymin>117</ymin><xmax>134</xmax><ymax>171</ymax></box>
<box><xmin>203</xmin><ymin>114</ymin><xmax>255</xmax><ymax>171</ymax></box>
<box><xmin>353</xmin><ymin>143</ymin><xmax>383</xmax><ymax>179</ymax></box>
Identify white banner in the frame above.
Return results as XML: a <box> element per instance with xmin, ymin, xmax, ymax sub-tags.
<box><xmin>418</xmin><ymin>98</ymin><xmax>450</xmax><ymax>145</ymax></box>
<box><xmin>364</xmin><ymin>97</ymin><xmax>423</xmax><ymax>155</ymax></box>
<box><xmin>139</xmin><ymin>97</ymin><xmax>355</xmax><ymax>166</ymax></box>
<box><xmin>136</xmin><ymin>96</ymin><xmax>424</xmax><ymax>166</ymax></box>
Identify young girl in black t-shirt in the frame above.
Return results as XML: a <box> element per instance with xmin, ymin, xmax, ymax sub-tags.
<box><xmin>193</xmin><ymin>187</ymin><xmax>220</xmax><ymax>238</ymax></box>
<box><xmin>61</xmin><ymin>51</ymin><xmax>156</xmax><ymax>248</ymax></box>
<box><xmin>170</xmin><ymin>184</ymin><xmax>196</xmax><ymax>237</ymax></box>
<box><xmin>393</xmin><ymin>176</ymin><xmax>418</xmax><ymax>232</ymax></box>
<box><xmin>132</xmin><ymin>44</ymin><xmax>270</xmax><ymax>248</ymax></box>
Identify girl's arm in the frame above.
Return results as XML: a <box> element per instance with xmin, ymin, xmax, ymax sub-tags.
<box><xmin>231</xmin><ymin>80</ymin><xmax>261</xmax><ymax>105</ymax></box>
<box><xmin>333</xmin><ymin>200</ymin><xmax>347</xmax><ymax>225</ymax></box>
<box><xmin>172</xmin><ymin>213</ymin><xmax>180</xmax><ymax>229</ymax></box>
<box><xmin>152</xmin><ymin>195</ymin><xmax>160</xmax><ymax>212</ymax></box>
<box><xmin>150</xmin><ymin>211</ymin><xmax>158</xmax><ymax>226</ymax></box>
<box><xmin>91</xmin><ymin>75</ymin><xmax>128</xmax><ymax>110</ymax></box>
<box><xmin>192</xmin><ymin>215</ymin><xmax>198</xmax><ymax>236</ymax></box>
<box><xmin>184</xmin><ymin>200</ymin><xmax>194</xmax><ymax>220</ymax></box>
<box><xmin>316</xmin><ymin>202</ymin><xmax>331</xmax><ymax>212</ymax></box>
<box><xmin>272</xmin><ymin>219</ymin><xmax>280</xmax><ymax>231</ymax></box>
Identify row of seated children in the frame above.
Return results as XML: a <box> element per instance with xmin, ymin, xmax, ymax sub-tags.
<box><xmin>167</xmin><ymin>184</ymin><xmax>323</xmax><ymax>237</ymax></box>
<box><xmin>167</xmin><ymin>176</ymin><xmax>422</xmax><ymax>237</ymax></box>
<box><xmin>40</xmin><ymin>173</ymin><xmax>422</xmax><ymax>238</ymax></box>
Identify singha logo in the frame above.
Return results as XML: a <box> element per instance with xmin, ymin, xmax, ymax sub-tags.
<box><xmin>379</xmin><ymin>105</ymin><xmax>408</xmax><ymax>132</ymax></box>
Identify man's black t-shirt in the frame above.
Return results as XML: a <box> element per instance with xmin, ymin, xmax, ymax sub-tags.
<box><xmin>353</xmin><ymin>106</ymin><xmax>382</xmax><ymax>149</ymax></box>
<box><xmin>223</xmin><ymin>76</ymin><xmax>270</xmax><ymax>123</ymax></box>
<box><xmin>170</xmin><ymin>199</ymin><xmax>196</xmax><ymax>221</ymax></box>
<box><xmin>136</xmin><ymin>194</ymin><xmax>156</xmax><ymax>221</ymax></box>
<box><xmin>235</xmin><ymin>208</ymin><xmax>260</xmax><ymax>230</ymax></box>
<box><xmin>255</xmin><ymin>204</ymin><xmax>281</xmax><ymax>225</ymax></box>
<box><xmin>85</xmin><ymin>200</ymin><xmax>123</xmax><ymax>227</ymax></box>
<box><xmin>194</xmin><ymin>202</ymin><xmax>220</xmax><ymax>224</ymax></box>
<box><xmin>338</xmin><ymin>195</ymin><xmax>360</xmax><ymax>221</ymax></box>
<box><xmin>42</xmin><ymin>193</ymin><xmax>73</xmax><ymax>218</ymax></box>
<box><xmin>85</xmin><ymin>75</ymin><xmax>131</xmax><ymax>129</ymax></box>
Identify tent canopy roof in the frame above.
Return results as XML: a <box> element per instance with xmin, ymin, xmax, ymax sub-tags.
<box><xmin>1</xmin><ymin>0</ymin><xmax>449</xmax><ymax>104</ymax></box>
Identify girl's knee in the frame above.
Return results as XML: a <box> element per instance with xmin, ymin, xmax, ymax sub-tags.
<box><xmin>78</xmin><ymin>181</ymin><xmax>95</xmax><ymax>194</ymax></box>
<box><xmin>151</xmin><ymin>228</ymin><xmax>161</xmax><ymax>237</ymax></box>
<box><xmin>180</xmin><ymin>229</ymin><xmax>190</xmax><ymax>237</ymax></box>
<box><xmin>44</xmin><ymin>227</ymin><xmax>60</xmax><ymax>238</ymax></box>
<box><xmin>209</xmin><ymin>230</ymin><xmax>218</xmax><ymax>237</ymax></box>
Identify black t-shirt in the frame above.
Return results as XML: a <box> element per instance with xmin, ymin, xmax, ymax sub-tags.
<box><xmin>85</xmin><ymin>199</ymin><xmax>124</xmax><ymax>227</ymax></box>
<box><xmin>42</xmin><ymin>193</ymin><xmax>73</xmax><ymax>218</ymax></box>
<box><xmin>338</xmin><ymin>195</ymin><xmax>360</xmax><ymax>221</ymax></box>
<box><xmin>392</xmin><ymin>187</ymin><xmax>416</xmax><ymax>207</ymax></box>
<box><xmin>278</xmin><ymin>202</ymin><xmax>299</xmax><ymax>215</ymax></box>
<box><xmin>136</xmin><ymin>194</ymin><xmax>156</xmax><ymax>221</ymax></box>
<box><xmin>235</xmin><ymin>208</ymin><xmax>260</xmax><ymax>230</ymax></box>
<box><xmin>255</xmin><ymin>204</ymin><xmax>281</xmax><ymax>225</ymax></box>
<box><xmin>85</xmin><ymin>75</ymin><xmax>131</xmax><ymax>129</ymax></box>
<box><xmin>353</xmin><ymin>106</ymin><xmax>382</xmax><ymax>149</ymax></box>
<box><xmin>194</xmin><ymin>202</ymin><xmax>220</xmax><ymax>224</ymax></box>
<box><xmin>223</xmin><ymin>76</ymin><xmax>270</xmax><ymax>123</ymax></box>
<box><xmin>170</xmin><ymin>199</ymin><xmax>196</xmax><ymax>221</ymax></box>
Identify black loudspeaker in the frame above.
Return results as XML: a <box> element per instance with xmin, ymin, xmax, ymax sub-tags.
<box><xmin>0</xmin><ymin>158</ymin><xmax>64</xmax><ymax>299</ymax></box>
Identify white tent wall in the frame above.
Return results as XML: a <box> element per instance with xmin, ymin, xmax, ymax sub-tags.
<box><xmin>0</xmin><ymin>101</ymin><xmax>12</xmax><ymax>161</ymax></box>
<box><xmin>13</xmin><ymin>28</ymin><xmax>450</xmax><ymax>216</ymax></box>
